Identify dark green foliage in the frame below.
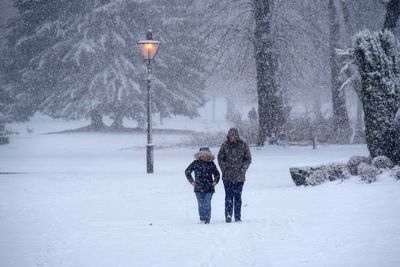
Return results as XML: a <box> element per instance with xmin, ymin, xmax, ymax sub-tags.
<box><xmin>391</xmin><ymin>165</ymin><xmax>400</xmax><ymax>180</ymax></box>
<box><xmin>351</xmin><ymin>30</ymin><xmax>400</xmax><ymax>165</ymax></box>
<box><xmin>371</xmin><ymin>155</ymin><xmax>394</xmax><ymax>170</ymax></box>
<box><xmin>323</xmin><ymin>163</ymin><xmax>350</xmax><ymax>181</ymax></box>
<box><xmin>290</xmin><ymin>163</ymin><xmax>350</xmax><ymax>186</ymax></box>
<box><xmin>358</xmin><ymin>162</ymin><xmax>379</xmax><ymax>183</ymax></box>
<box><xmin>347</xmin><ymin>155</ymin><xmax>370</xmax><ymax>175</ymax></box>
<box><xmin>0</xmin><ymin>0</ymin><xmax>91</xmax><ymax>122</ymax></box>
<box><xmin>289</xmin><ymin>166</ymin><xmax>315</xmax><ymax>186</ymax></box>
<box><xmin>1</xmin><ymin>0</ymin><xmax>207</xmax><ymax>126</ymax></box>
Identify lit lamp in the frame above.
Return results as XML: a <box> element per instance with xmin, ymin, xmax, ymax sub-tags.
<box><xmin>138</xmin><ymin>29</ymin><xmax>160</xmax><ymax>174</ymax></box>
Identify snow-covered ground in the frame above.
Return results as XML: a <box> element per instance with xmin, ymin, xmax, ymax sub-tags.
<box><xmin>1</xmin><ymin>119</ymin><xmax>400</xmax><ymax>267</ymax></box>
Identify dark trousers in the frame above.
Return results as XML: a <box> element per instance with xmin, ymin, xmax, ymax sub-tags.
<box><xmin>223</xmin><ymin>180</ymin><xmax>244</xmax><ymax>220</ymax></box>
<box><xmin>195</xmin><ymin>192</ymin><xmax>213</xmax><ymax>221</ymax></box>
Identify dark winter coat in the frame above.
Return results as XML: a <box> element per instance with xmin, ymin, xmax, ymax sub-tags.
<box><xmin>218</xmin><ymin>138</ymin><xmax>252</xmax><ymax>183</ymax></box>
<box><xmin>185</xmin><ymin>160</ymin><xmax>220</xmax><ymax>193</ymax></box>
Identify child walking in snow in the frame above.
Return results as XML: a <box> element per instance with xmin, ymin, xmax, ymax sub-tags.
<box><xmin>185</xmin><ymin>147</ymin><xmax>220</xmax><ymax>224</ymax></box>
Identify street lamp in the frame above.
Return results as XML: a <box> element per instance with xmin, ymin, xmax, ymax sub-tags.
<box><xmin>138</xmin><ymin>29</ymin><xmax>160</xmax><ymax>173</ymax></box>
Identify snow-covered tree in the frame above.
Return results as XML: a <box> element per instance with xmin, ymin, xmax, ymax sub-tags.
<box><xmin>328</xmin><ymin>0</ymin><xmax>351</xmax><ymax>143</ymax></box>
<box><xmin>252</xmin><ymin>0</ymin><xmax>285</xmax><ymax>146</ymax></box>
<box><xmin>383</xmin><ymin>0</ymin><xmax>400</xmax><ymax>31</ymax></box>
<box><xmin>35</xmin><ymin>0</ymin><xmax>148</xmax><ymax>128</ymax></box>
<box><xmin>151</xmin><ymin>0</ymin><xmax>207</xmax><ymax>121</ymax></box>
<box><xmin>1</xmin><ymin>1</ymin><xmax>100</xmax><ymax>124</ymax></box>
<box><xmin>346</xmin><ymin>30</ymin><xmax>400</xmax><ymax>164</ymax></box>
<box><xmin>1</xmin><ymin>0</ymin><xmax>207</xmax><ymax>128</ymax></box>
<box><xmin>200</xmin><ymin>0</ymin><xmax>329</xmax><ymax>145</ymax></box>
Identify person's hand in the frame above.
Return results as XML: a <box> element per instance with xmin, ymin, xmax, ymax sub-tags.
<box><xmin>212</xmin><ymin>181</ymin><xmax>217</xmax><ymax>187</ymax></box>
<box><xmin>191</xmin><ymin>182</ymin><xmax>196</xmax><ymax>187</ymax></box>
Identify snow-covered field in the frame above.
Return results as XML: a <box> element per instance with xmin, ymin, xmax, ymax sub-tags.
<box><xmin>1</xmin><ymin>120</ymin><xmax>400</xmax><ymax>267</ymax></box>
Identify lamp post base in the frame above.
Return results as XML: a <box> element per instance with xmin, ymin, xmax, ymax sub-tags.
<box><xmin>147</xmin><ymin>144</ymin><xmax>154</xmax><ymax>173</ymax></box>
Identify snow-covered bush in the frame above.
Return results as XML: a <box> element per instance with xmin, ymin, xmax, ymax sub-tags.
<box><xmin>358</xmin><ymin>163</ymin><xmax>379</xmax><ymax>183</ymax></box>
<box><xmin>306</xmin><ymin>169</ymin><xmax>328</xmax><ymax>186</ymax></box>
<box><xmin>347</xmin><ymin>156</ymin><xmax>370</xmax><ymax>175</ymax></box>
<box><xmin>371</xmin><ymin>156</ymin><xmax>394</xmax><ymax>170</ymax></box>
<box><xmin>390</xmin><ymin>166</ymin><xmax>400</xmax><ymax>180</ymax></box>
<box><xmin>289</xmin><ymin>167</ymin><xmax>312</xmax><ymax>186</ymax></box>
<box><xmin>323</xmin><ymin>163</ymin><xmax>350</xmax><ymax>181</ymax></box>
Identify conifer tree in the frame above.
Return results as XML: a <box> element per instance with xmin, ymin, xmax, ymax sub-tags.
<box><xmin>350</xmin><ymin>30</ymin><xmax>400</xmax><ymax>164</ymax></box>
<box><xmin>1</xmin><ymin>0</ymin><xmax>207</xmax><ymax>128</ymax></box>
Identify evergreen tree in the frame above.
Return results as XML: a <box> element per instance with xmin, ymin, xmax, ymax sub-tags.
<box><xmin>36</xmin><ymin>0</ymin><xmax>148</xmax><ymax>128</ymax></box>
<box><xmin>1</xmin><ymin>0</ymin><xmax>92</xmax><ymax>122</ymax></box>
<box><xmin>150</xmin><ymin>0</ymin><xmax>207</xmax><ymax>120</ymax></box>
<box><xmin>1</xmin><ymin>0</ymin><xmax>207</xmax><ymax>128</ymax></box>
<box><xmin>349</xmin><ymin>30</ymin><xmax>400</xmax><ymax>164</ymax></box>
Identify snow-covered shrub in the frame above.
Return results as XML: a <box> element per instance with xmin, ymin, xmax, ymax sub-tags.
<box><xmin>347</xmin><ymin>156</ymin><xmax>370</xmax><ymax>175</ymax></box>
<box><xmin>358</xmin><ymin>163</ymin><xmax>379</xmax><ymax>183</ymax></box>
<box><xmin>290</xmin><ymin>167</ymin><xmax>312</xmax><ymax>186</ymax></box>
<box><xmin>306</xmin><ymin>169</ymin><xmax>329</xmax><ymax>186</ymax></box>
<box><xmin>390</xmin><ymin>166</ymin><xmax>400</xmax><ymax>180</ymax></box>
<box><xmin>371</xmin><ymin>155</ymin><xmax>394</xmax><ymax>170</ymax></box>
<box><xmin>323</xmin><ymin>163</ymin><xmax>350</xmax><ymax>181</ymax></box>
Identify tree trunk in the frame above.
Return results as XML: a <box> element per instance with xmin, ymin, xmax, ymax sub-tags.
<box><xmin>340</xmin><ymin>0</ymin><xmax>353</xmax><ymax>36</ymax></box>
<box><xmin>137</xmin><ymin>118</ymin><xmax>146</xmax><ymax>129</ymax></box>
<box><xmin>253</xmin><ymin>0</ymin><xmax>284</xmax><ymax>146</ymax></box>
<box><xmin>329</xmin><ymin>0</ymin><xmax>351</xmax><ymax>143</ymax></box>
<box><xmin>226</xmin><ymin>96</ymin><xmax>236</xmax><ymax>122</ymax></box>
<box><xmin>383</xmin><ymin>0</ymin><xmax>400</xmax><ymax>31</ymax></box>
<box><xmin>351</xmin><ymin>98</ymin><xmax>364</xmax><ymax>143</ymax></box>
<box><xmin>111</xmin><ymin>113</ymin><xmax>124</xmax><ymax>129</ymax></box>
<box><xmin>212</xmin><ymin>94</ymin><xmax>216</xmax><ymax>122</ymax></box>
<box><xmin>90</xmin><ymin>109</ymin><xmax>105</xmax><ymax>129</ymax></box>
<box><xmin>340</xmin><ymin>0</ymin><xmax>365</xmax><ymax>143</ymax></box>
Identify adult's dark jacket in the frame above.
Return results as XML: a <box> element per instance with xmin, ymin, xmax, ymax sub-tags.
<box><xmin>218</xmin><ymin>139</ymin><xmax>252</xmax><ymax>183</ymax></box>
<box><xmin>185</xmin><ymin>160</ymin><xmax>220</xmax><ymax>193</ymax></box>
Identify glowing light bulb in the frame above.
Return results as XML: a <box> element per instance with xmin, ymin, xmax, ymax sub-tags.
<box><xmin>146</xmin><ymin>43</ymin><xmax>153</xmax><ymax>50</ymax></box>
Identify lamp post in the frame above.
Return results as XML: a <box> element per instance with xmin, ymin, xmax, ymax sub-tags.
<box><xmin>138</xmin><ymin>29</ymin><xmax>160</xmax><ymax>173</ymax></box>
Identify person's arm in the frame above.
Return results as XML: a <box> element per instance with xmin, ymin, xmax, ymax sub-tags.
<box><xmin>185</xmin><ymin>161</ymin><xmax>196</xmax><ymax>186</ymax></box>
<box><xmin>217</xmin><ymin>144</ymin><xmax>226</xmax><ymax>172</ymax></box>
<box><xmin>211</xmin><ymin>162</ymin><xmax>220</xmax><ymax>186</ymax></box>
<box><xmin>242</xmin><ymin>143</ymin><xmax>252</xmax><ymax>173</ymax></box>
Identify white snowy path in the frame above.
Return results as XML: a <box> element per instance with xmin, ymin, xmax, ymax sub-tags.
<box><xmin>1</xmin><ymin>133</ymin><xmax>400</xmax><ymax>267</ymax></box>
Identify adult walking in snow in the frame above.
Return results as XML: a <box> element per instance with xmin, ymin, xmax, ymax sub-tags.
<box><xmin>218</xmin><ymin>128</ymin><xmax>252</xmax><ymax>223</ymax></box>
<box><xmin>185</xmin><ymin>147</ymin><xmax>220</xmax><ymax>224</ymax></box>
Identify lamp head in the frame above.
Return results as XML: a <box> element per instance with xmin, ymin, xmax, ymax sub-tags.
<box><xmin>138</xmin><ymin>30</ymin><xmax>160</xmax><ymax>60</ymax></box>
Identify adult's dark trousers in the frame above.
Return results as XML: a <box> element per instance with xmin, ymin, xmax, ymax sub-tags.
<box><xmin>195</xmin><ymin>192</ymin><xmax>213</xmax><ymax>221</ymax></box>
<box><xmin>223</xmin><ymin>180</ymin><xmax>244</xmax><ymax>220</ymax></box>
